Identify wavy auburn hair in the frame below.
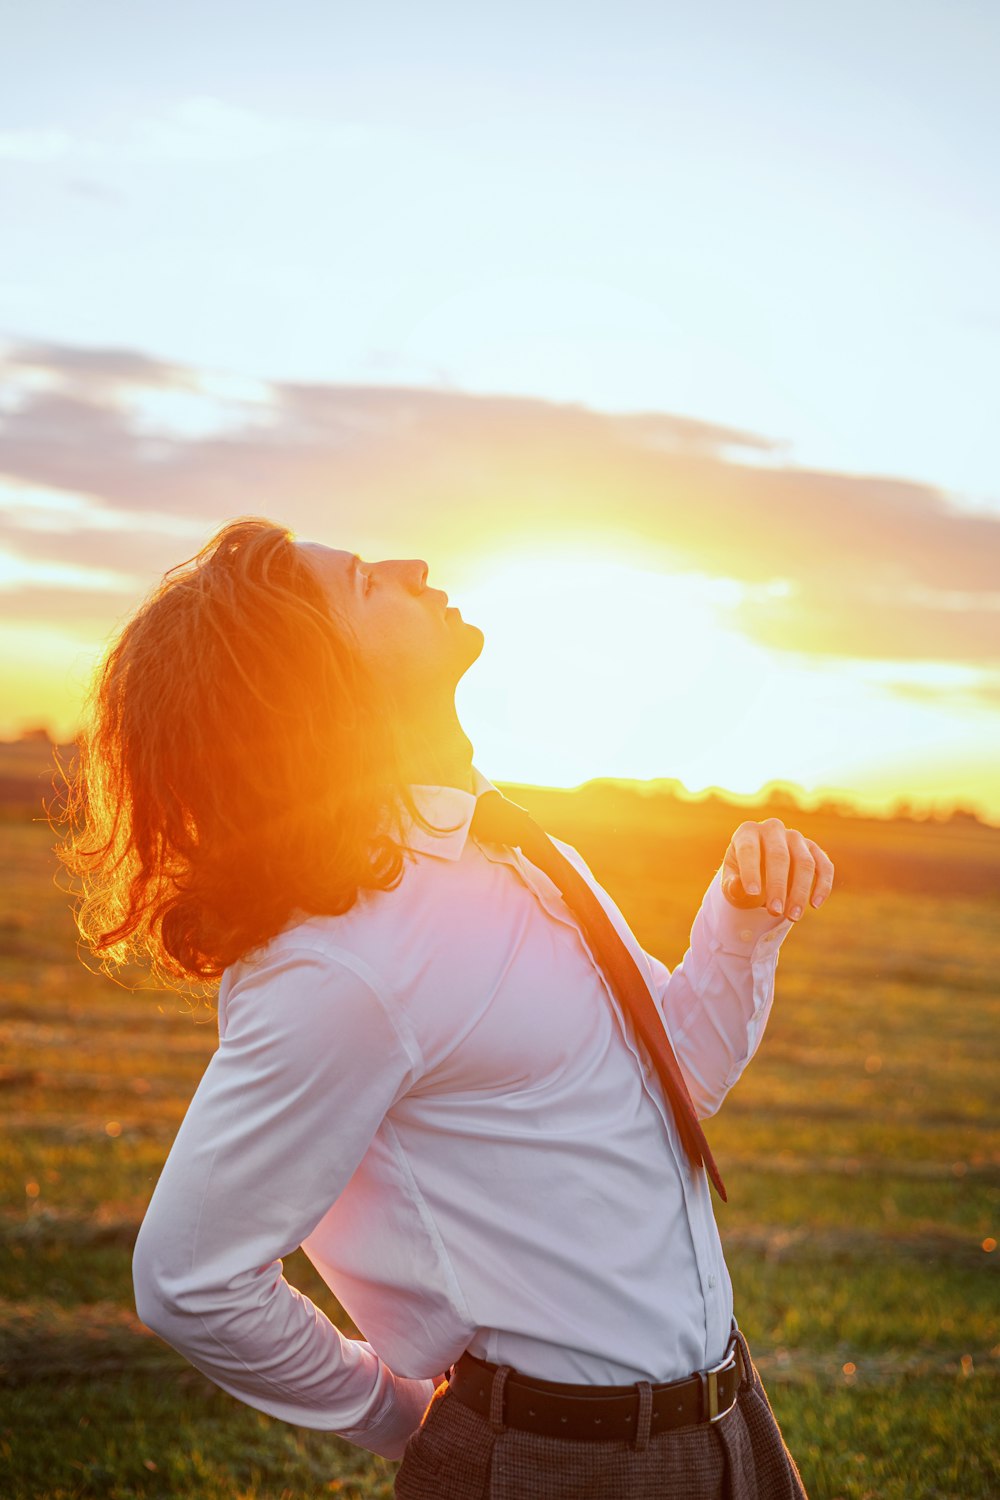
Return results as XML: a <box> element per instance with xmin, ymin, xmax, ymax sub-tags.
<box><xmin>57</xmin><ymin>517</ymin><xmax>457</xmax><ymax>989</ymax></box>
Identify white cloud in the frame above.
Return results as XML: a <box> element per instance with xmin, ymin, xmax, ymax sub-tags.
<box><xmin>0</xmin><ymin>478</ymin><xmax>206</xmax><ymax>539</ymax></box>
<box><xmin>0</xmin><ymin>547</ymin><xmax>138</xmax><ymax>592</ymax></box>
<box><xmin>115</xmin><ymin>385</ymin><xmax>280</xmax><ymax>441</ymax></box>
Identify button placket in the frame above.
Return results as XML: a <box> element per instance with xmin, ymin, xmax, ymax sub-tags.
<box><xmin>479</xmin><ymin>831</ymin><xmax>721</xmax><ymax>1312</ymax></box>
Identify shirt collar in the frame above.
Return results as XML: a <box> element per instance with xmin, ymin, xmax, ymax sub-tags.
<box><xmin>392</xmin><ymin>763</ymin><xmax>500</xmax><ymax>862</ymax></box>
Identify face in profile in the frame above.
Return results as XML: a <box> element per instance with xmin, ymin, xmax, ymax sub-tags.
<box><xmin>298</xmin><ymin>542</ymin><xmax>484</xmax><ymax>706</ymax></box>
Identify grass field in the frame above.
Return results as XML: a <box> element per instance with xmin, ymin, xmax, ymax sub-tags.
<box><xmin>1</xmin><ymin>777</ymin><xmax>998</xmax><ymax>1499</ymax></box>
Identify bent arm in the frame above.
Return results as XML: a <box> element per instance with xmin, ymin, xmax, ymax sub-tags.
<box><xmin>549</xmin><ymin>838</ymin><xmax>795</xmax><ymax>1120</ymax></box>
<box><xmin>132</xmin><ymin>944</ymin><xmax>435</xmax><ymax>1460</ymax></box>
<box><xmin>643</xmin><ymin>867</ymin><xmax>794</xmax><ymax>1118</ymax></box>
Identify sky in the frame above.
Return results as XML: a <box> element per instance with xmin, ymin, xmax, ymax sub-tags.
<box><xmin>2</xmin><ymin>0</ymin><xmax>998</xmax><ymax>819</ymax></box>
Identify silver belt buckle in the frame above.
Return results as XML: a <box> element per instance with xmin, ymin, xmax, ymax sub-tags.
<box><xmin>700</xmin><ymin>1347</ymin><xmax>738</xmax><ymax>1423</ymax></box>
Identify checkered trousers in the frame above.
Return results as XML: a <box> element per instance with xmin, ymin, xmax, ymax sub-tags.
<box><xmin>394</xmin><ymin>1322</ymin><xmax>809</xmax><ymax>1499</ymax></box>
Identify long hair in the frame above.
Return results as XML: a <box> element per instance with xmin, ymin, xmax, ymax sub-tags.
<box><xmin>56</xmin><ymin>517</ymin><xmax>459</xmax><ymax>989</ymax></box>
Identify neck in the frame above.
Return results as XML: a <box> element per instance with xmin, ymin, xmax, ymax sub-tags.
<box><xmin>396</xmin><ymin>691</ymin><xmax>475</xmax><ymax>793</ymax></box>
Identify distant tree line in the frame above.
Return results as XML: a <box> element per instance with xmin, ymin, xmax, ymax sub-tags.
<box><xmin>0</xmin><ymin>728</ymin><xmax>990</xmax><ymax>827</ymax></box>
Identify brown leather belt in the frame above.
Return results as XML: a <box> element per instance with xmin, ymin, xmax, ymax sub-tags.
<box><xmin>447</xmin><ymin>1333</ymin><xmax>746</xmax><ymax>1442</ymax></box>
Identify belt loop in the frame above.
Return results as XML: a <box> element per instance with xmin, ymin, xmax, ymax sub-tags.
<box><xmin>632</xmin><ymin>1379</ymin><xmax>653</xmax><ymax>1452</ymax></box>
<box><xmin>489</xmin><ymin>1364</ymin><xmax>513</xmax><ymax>1433</ymax></box>
<box><xmin>731</xmin><ymin>1325</ymin><xmax>753</xmax><ymax>1389</ymax></box>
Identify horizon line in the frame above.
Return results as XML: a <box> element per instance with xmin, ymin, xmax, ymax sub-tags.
<box><xmin>5</xmin><ymin>728</ymin><xmax>996</xmax><ymax>830</ymax></box>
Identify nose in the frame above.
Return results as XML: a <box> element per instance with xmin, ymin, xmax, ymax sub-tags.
<box><xmin>380</xmin><ymin>558</ymin><xmax>429</xmax><ymax>591</ymax></box>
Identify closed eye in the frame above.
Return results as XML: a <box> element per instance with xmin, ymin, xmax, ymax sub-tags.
<box><xmin>363</xmin><ymin>569</ymin><xmax>374</xmax><ymax>595</ymax></box>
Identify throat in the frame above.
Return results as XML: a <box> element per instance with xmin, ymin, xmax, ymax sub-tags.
<box><xmin>397</xmin><ymin>703</ymin><xmax>475</xmax><ymax>793</ymax></box>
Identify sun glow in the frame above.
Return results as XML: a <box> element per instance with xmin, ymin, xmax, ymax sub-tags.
<box><xmin>453</xmin><ymin>545</ymin><xmax>789</xmax><ymax>790</ymax></box>
<box><xmin>451</xmin><ymin>544</ymin><xmax>999</xmax><ymax>817</ymax></box>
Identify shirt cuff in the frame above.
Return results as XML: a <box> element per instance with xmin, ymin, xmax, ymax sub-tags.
<box><xmin>338</xmin><ymin>1361</ymin><xmax>439</xmax><ymax>1462</ymax></box>
<box><xmin>704</xmin><ymin>867</ymin><xmax>795</xmax><ymax>960</ymax></box>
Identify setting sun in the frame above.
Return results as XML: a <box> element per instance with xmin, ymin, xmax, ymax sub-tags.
<box><xmin>447</xmin><ymin>543</ymin><xmax>996</xmax><ymax>818</ymax></box>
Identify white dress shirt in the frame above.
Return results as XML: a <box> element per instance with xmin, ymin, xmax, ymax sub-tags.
<box><xmin>133</xmin><ymin>764</ymin><xmax>794</xmax><ymax>1460</ymax></box>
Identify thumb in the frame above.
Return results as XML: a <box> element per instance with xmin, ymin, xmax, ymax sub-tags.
<box><xmin>721</xmin><ymin>868</ymin><xmax>755</xmax><ymax>907</ymax></box>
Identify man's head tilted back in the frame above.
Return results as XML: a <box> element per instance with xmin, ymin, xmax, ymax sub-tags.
<box><xmin>57</xmin><ymin>517</ymin><xmax>484</xmax><ymax>991</ymax></box>
<box><xmin>295</xmin><ymin>540</ymin><xmax>483</xmax><ymax>714</ymax></box>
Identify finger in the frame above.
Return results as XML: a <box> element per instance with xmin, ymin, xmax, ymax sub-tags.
<box><xmin>809</xmin><ymin>844</ymin><xmax>835</xmax><ymax>907</ymax></box>
<box><xmin>722</xmin><ymin>842</ymin><xmax>753</xmax><ymax>902</ymax></box>
<box><xmin>784</xmin><ymin>831</ymin><xmax>816</xmax><ymax>920</ymax></box>
<box><xmin>730</xmin><ymin>823</ymin><xmax>763</xmax><ymax>898</ymax></box>
<box><xmin>759</xmin><ymin>818</ymin><xmax>790</xmax><ymax>915</ymax></box>
<box><xmin>721</xmin><ymin>850</ymin><xmax>757</xmax><ymax>906</ymax></box>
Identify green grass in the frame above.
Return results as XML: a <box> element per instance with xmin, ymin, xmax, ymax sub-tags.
<box><xmin>772</xmin><ymin>1375</ymin><xmax>998</xmax><ymax>1500</ymax></box>
<box><xmin>3</xmin><ymin>1367</ymin><xmax>995</xmax><ymax>1500</ymax></box>
<box><xmin>2</xmin><ymin>810</ymin><xmax>998</xmax><ymax>1498</ymax></box>
<box><xmin>0</xmin><ymin>1376</ymin><xmax>398</xmax><ymax>1500</ymax></box>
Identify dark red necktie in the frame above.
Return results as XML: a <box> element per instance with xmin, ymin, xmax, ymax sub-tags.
<box><xmin>469</xmin><ymin>788</ymin><xmax>727</xmax><ymax>1203</ymax></box>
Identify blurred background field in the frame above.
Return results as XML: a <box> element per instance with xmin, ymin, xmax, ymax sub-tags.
<box><xmin>5</xmin><ymin>5</ymin><xmax>999</xmax><ymax>1496</ymax></box>
<box><xmin>1</xmin><ymin>743</ymin><xmax>998</xmax><ymax>1499</ymax></box>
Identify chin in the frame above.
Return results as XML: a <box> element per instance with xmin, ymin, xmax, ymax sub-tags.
<box><xmin>457</xmin><ymin>620</ymin><xmax>485</xmax><ymax>670</ymax></box>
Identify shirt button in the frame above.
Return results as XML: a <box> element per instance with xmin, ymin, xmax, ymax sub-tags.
<box><xmin>708</xmin><ymin>1273</ymin><xmax>716</xmax><ymax>1288</ymax></box>
<box><xmin>739</xmin><ymin>929</ymin><xmax>753</xmax><ymax>943</ymax></box>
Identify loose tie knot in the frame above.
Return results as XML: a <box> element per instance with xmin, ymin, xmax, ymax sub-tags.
<box><xmin>469</xmin><ymin>790</ymin><xmax>539</xmax><ymax>851</ymax></box>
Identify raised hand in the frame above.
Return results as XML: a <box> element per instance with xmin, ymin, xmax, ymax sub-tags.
<box><xmin>721</xmin><ymin>818</ymin><xmax>835</xmax><ymax>921</ymax></box>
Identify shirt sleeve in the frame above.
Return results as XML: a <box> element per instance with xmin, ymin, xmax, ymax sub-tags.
<box><xmin>642</xmin><ymin>866</ymin><xmax>795</xmax><ymax>1118</ymax></box>
<box><xmin>131</xmin><ymin>943</ymin><xmax>437</xmax><ymax>1461</ymax></box>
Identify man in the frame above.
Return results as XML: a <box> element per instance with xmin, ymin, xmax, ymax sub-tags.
<box><xmin>64</xmin><ymin>518</ymin><xmax>832</xmax><ymax>1497</ymax></box>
